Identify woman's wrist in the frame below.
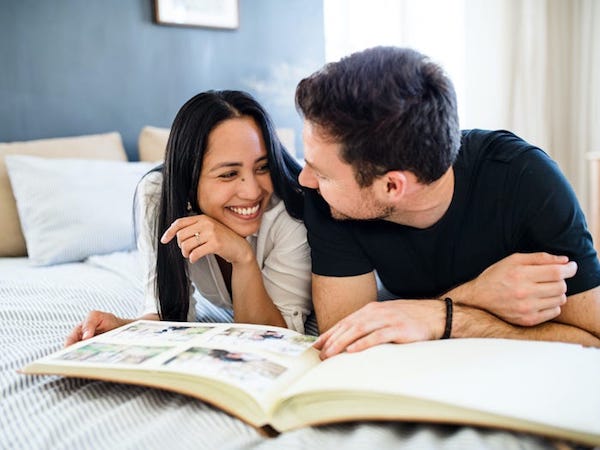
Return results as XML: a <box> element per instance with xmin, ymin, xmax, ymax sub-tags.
<box><xmin>231</xmin><ymin>256</ymin><xmax>254</xmax><ymax>269</ymax></box>
<box><xmin>230</xmin><ymin>242</ymin><xmax>255</xmax><ymax>266</ymax></box>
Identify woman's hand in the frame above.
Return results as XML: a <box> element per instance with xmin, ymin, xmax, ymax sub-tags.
<box><xmin>64</xmin><ymin>310</ymin><xmax>129</xmax><ymax>347</ymax></box>
<box><xmin>161</xmin><ymin>215</ymin><xmax>253</xmax><ymax>266</ymax></box>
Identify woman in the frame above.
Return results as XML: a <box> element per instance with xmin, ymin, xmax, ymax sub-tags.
<box><xmin>66</xmin><ymin>90</ymin><xmax>311</xmax><ymax>345</ymax></box>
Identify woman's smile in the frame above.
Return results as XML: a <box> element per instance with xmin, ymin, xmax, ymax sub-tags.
<box><xmin>227</xmin><ymin>202</ymin><xmax>262</xmax><ymax>220</ymax></box>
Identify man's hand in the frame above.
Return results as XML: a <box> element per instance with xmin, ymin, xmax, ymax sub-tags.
<box><xmin>448</xmin><ymin>252</ymin><xmax>576</xmax><ymax>326</ymax></box>
<box><xmin>313</xmin><ymin>299</ymin><xmax>446</xmax><ymax>360</ymax></box>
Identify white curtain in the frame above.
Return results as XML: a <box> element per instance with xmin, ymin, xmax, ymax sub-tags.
<box><xmin>323</xmin><ymin>0</ymin><xmax>600</xmax><ymax>215</ymax></box>
<box><xmin>506</xmin><ymin>0</ymin><xmax>600</xmax><ymax>213</ymax></box>
<box><xmin>323</xmin><ymin>0</ymin><xmax>466</xmax><ymax>118</ymax></box>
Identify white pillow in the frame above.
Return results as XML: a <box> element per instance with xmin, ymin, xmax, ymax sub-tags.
<box><xmin>5</xmin><ymin>155</ymin><xmax>157</xmax><ymax>266</ymax></box>
<box><xmin>0</xmin><ymin>131</ymin><xmax>127</xmax><ymax>256</ymax></box>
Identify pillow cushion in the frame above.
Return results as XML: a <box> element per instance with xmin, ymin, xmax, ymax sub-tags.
<box><xmin>5</xmin><ymin>155</ymin><xmax>155</xmax><ymax>266</ymax></box>
<box><xmin>0</xmin><ymin>132</ymin><xmax>126</xmax><ymax>256</ymax></box>
<box><xmin>138</xmin><ymin>126</ymin><xmax>170</xmax><ymax>162</ymax></box>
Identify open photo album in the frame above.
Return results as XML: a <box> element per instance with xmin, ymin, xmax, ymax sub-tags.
<box><xmin>20</xmin><ymin>320</ymin><xmax>600</xmax><ymax>447</ymax></box>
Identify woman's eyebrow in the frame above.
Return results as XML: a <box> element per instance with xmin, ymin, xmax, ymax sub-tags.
<box><xmin>207</xmin><ymin>156</ymin><xmax>268</xmax><ymax>173</ymax></box>
<box><xmin>208</xmin><ymin>162</ymin><xmax>242</xmax><ymax>173</ymax></box>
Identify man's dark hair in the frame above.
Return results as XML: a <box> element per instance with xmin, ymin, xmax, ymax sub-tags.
<box><xmin>296</xmin><ymin>46</ymin><xmax>461</xmax><ymax>186</ymax></box>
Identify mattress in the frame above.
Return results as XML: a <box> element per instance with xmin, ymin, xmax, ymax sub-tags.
<box><xmin>0</xmin><ymin>252</ymin><xmax>560</xmax><ymax>449</ymax></box>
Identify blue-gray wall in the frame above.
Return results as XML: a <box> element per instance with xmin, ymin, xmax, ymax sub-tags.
<box><xmin>0</xmin><ymin>0</ymin><xmax>325</xmax><ymax>159</ymax></box>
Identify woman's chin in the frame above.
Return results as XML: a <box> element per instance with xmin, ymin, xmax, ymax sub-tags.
<box><xmin>223</xmin><ymin>209</ymin><xmax>264</xmax><ymax>236</ymax></box>
<box><xmin>226</xmin><ymin>220</ymin><xmax>261</xmax><ymax>238</ymax></box>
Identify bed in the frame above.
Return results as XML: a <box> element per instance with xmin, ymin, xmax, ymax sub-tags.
<box><xmin>0</xmin><ymin>130</ymin><xmax>567</xmax><ymax>449</ymax></box>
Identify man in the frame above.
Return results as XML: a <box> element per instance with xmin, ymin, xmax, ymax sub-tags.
<box><xmin>295</xmin><ymin>46</ymin><xmax>600</xmax><ymax>359</ymax></box>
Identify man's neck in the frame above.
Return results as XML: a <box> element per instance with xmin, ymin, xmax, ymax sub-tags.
<box><xmin>387</xmin><ymin>168</ymin><xmax>455</xmax><ymax>229</ymax></box>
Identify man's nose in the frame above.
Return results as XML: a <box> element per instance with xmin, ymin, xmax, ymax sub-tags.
<box><xmin>298</xmin><ymin>166</ymin><xmax>317</xmax><ymax>188</ymax></box>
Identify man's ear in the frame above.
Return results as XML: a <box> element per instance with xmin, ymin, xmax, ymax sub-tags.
<box><xmin>377</xmin><ymin>171</ymin><xmax>407</xmax><ymax>200</ymax></box>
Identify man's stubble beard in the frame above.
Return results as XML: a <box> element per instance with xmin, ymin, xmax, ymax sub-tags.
<box><xmin>329</xmin><ymin>202</ymin><xmax>395</xmax><ymax>222</ymax></box>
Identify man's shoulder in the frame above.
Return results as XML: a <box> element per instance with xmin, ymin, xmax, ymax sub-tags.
<box><xmin>458</xmin><ymin>129</ymin><xmax>549</xmax><ymax>167</ymax></box>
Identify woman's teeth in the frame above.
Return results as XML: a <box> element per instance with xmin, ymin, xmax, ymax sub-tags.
<box><xmin>229</xmin><ymin>204</ymin><xmax>260</xmax><ymax>216</ymax></box>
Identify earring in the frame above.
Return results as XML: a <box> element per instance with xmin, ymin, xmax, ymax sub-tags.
<box><xmin>186</xmin><ymin>201</ymin><xmax>193</xmax><ymax>212</ymax></box>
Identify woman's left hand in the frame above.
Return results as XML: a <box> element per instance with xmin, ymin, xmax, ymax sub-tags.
<box><xmin>160</xmin><ymin>214</ymin><xmax>253</xmax><ymax>265</ymax></box>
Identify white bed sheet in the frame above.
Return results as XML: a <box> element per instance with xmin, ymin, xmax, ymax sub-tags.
<box><xmin>0</xmin><ymin>253</ymin><xmax>561</xmax><ymax>449</ymax></box>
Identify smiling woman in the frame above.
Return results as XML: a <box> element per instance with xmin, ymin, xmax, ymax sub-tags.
<box><xmin>196</xmin><ymin>117</ymin><xmax>274</xmax><ymax>238</ymax></box>
<box><xmin>65</xmin><ymin>90</ymin><xmax>313</xmax><ymax>348</ymax></box>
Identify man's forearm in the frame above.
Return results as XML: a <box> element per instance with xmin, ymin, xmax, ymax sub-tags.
<box><xmin>452</xmin><ymin>304</ymin><xmax>600</xmax><ymax>347</ymax></box>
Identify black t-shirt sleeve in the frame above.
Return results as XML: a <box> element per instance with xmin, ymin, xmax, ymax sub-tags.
<box><xmin>508</xmin><ymin>148</ymin><xmax>600</xmax><ymax>295</ymax></box>
<box><xmin>303</xmin><ymin>189</ymin><xmax>373</xmax><ymax>277</ymax></box>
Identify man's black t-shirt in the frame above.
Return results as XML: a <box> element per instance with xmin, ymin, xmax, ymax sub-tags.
<box><xmin>304</xmin><ymin>129</ymin><xmax>600</xmax><ymax>298</ymax></box>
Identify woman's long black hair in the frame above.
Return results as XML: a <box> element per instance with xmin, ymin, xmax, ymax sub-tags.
<box><xmin>150</xmin><ymin>90</ymin><xmax>303</xmax><ymax>321</ymax></box>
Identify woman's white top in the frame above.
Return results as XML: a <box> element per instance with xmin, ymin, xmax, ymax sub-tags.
<box><xmin>137</xmin><ymin>171</ymin><xmax>312</xmax><ymax>333</ymax></box>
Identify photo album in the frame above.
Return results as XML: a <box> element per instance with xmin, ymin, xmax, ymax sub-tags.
<box><xmin>20</xmin><ymin>320</ymin><xmax>600</xmax><ymax>446</ymax></box>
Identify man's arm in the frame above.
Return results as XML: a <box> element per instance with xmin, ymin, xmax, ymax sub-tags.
<box><xmin>314</xmin><ymin>291</ymin><xmax>600</xmax><ymax>359</ymax></box>
<box><xmin>443</xmin><ymin>252</ymin><xmax>600</xmax><ymax>339</ymax></box>
<box><xmin>313</xmin><ymin>278</ymin><xmax>600</xmax><ymax>360</ymax></box>
<box><xmin>444</xmin><ymin>252</ymin><xmax>576</xmax><ymax>326</ymax></box>
<box><xmin>313</xmin><ymin>252</ymin><xmax>579</xmax><ymax>333</ymax></box>
<box><xmin>312</xmin><ymin>272</ymin><xmax>378</xmax><ymax>333</ymax></box>
<box><xmin>453</xmin><ymin>289</ymin><xmax>600</xmax><ymax>343</ymax></box>
<box><xmin>554</xmin><ymin>286</ymin><xmax>600</xmax><ymax>338</ymax></box>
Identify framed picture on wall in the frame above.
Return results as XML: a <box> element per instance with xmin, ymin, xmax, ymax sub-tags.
<box><xmin>154</xmin><ymin>0</ymin><xmax>239</xmax><ymax>30</ymax></box>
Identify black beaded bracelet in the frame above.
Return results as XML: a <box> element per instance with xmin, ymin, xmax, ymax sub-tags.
<box><xmin>441</xmin><ymin>297</ymin><xmax>453</xmax><ymax>339</ymax></box>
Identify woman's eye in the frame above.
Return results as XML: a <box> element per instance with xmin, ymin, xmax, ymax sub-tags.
<box><xmin>219</xmin><ymin>171</ymin><xmax>237</xmax><ymax>179</ymax></box>
<box><xmin>256</xmin><ymin>164</ymin><xmax>270</xmax><ymax>174</ymax></box>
